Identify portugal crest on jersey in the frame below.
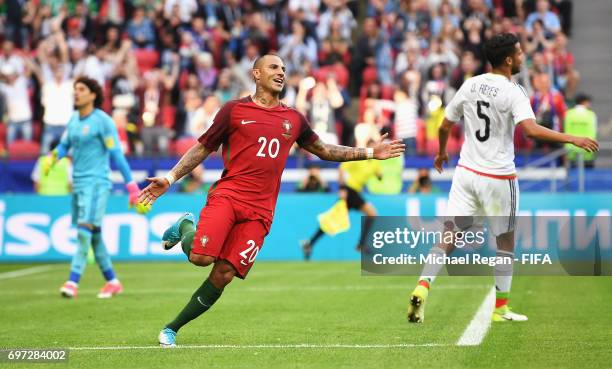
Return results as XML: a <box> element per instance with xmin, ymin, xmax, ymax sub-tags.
<box><xmin>282</xmin><ymin>120</ymin><xmax>292</xmax><ymax>140</ymax></box>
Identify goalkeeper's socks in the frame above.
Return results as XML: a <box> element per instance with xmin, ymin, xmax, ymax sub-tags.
<box><xmin>166</xmin><ymin>278</ymin><xmax>223</xmax><ymax>332</ymax></box>
<box><xmin>68</xmin><ymin>271</ymin><xmax>81</xmax><ymax>284</ymax></box>
<box><xmin>92</xmin><ymin>226</ymin><xmax>116</xmax><ymax>280</ymax></box>
<box><xmin>102</xmin><ymin>268</ymin><xmax>117</xmax><ymax>282</ymax></box>
<box><xmin>70</xmin><ymin>226</ymin><xmax>92</xmax><ymax>278</ymax></box>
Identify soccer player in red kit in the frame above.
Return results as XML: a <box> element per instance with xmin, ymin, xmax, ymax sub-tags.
<box><xmin>139</xmin><ymin>54</ymin><xmax>405</xmax><ymax>347</ymax></box>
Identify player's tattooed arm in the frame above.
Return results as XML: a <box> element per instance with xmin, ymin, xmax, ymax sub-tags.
<box><xmin>169</xmin><ymin>143</ymin><xmax>211</xmax><ymax>181</ymax></box>
<box><xmin>303</xmin><ymin>138</ymin><xmax>368</xmax><ymax>161</ymax></box>
<box><xmin>303</xmin><ymin>134</ymin><xmax>405</xmax><ymax>162</ymax></box>
<box><xmin>139</xmin><ymin>144</ymin><xmax>210</xmax><ymax>205</ymax></box>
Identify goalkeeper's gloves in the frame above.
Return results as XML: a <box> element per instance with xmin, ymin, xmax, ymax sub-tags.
<box><xmin>42</xmin><ymin>149</ymin><xmax>58</xmax><ymax>176</ymax></box>
<box><xmin>126</xmin><ymin>181</ymin><xmax>140</xmax><ymax>209</ymax></box>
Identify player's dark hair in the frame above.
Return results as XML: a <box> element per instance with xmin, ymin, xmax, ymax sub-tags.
<box><xmin>74</xmin><ymin>76</ymin><xmax>103</xmax><ymax>108</ymax></box>
<box><xmin>483</xmin><ymin>33</ymin><xmax>519</xmax><ymax>68</ymax></box>
<box><xmin>574</xmin><ymin>93</ymin><xmax>591</xmax><ymax>105</ymax></box>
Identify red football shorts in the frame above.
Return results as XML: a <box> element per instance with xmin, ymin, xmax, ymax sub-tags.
<box><xmin>192</xmin><ymin>195</ymin><xmax>271</xmax><ymax>278</ymax></box>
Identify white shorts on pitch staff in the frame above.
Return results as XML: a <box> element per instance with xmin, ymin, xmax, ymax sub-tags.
<box><xmin>445</xmin><ymin>165</ymin><xmax>518</xmax><ymax>237</ymax></box>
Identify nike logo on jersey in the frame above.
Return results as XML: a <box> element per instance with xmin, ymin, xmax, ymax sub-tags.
<box><xmin>241</xmin><ymin>120</ymin><xmax>256</xmax><ymax>125</ymax></box>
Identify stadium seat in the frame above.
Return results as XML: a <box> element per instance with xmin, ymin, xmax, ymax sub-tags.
<box><xmin>174</xmin><ymin>137</ymin><xmax>197</xmax><ymax>156</ymax></box>
<box><xmin>362</xmin><ymin>67</ymin><xmax>378</xmax><ymax>87</ymax></box>
<box><xmin>8</xmin><ymin>140</ymin><xmax>40</xmax><ymax>159</ymax></box>
<box><xmin>315</xmin><ymin>64</ymin><xmax>350</xmax><ymax>89</ymax></box>
<box><xmin>133</xmin><ymin>49</ymin><xmax>160</xmax><ymax>73</ymax></box>
<box><xmin>380</xmin><ymin>85</ymin><xmax>395</xmax><ymax>100</ymax></box>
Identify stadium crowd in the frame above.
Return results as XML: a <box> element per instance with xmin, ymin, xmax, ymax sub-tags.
<box><xmin>0</xmin><ymin>0</ymin><xmax>581</xmax><ymax>160</ymax></box>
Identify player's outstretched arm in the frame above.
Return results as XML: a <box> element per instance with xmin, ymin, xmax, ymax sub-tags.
<box><xmin>138</xmin><ymin>143</ymin><xmax>210</xmax><ymax>205</ymax></box>
<box><xmin>302</xmin><ymin>133</ymin><xmax>405</xmax><ymax>162</ymax></box>
<box><xmin>519</xmin><ymin>119</ymin><xmax>599</xmax><ymax>152</ymax></box>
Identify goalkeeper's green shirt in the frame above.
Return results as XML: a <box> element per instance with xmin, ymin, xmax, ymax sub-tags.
<box><xmin>564</xmin><ymin>105</ymin><xmax>597</xmax><ymax>161</ymax></box>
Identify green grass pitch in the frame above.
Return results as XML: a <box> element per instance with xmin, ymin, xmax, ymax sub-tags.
<box><xmin>1</xmin><ymin>262</ymin><xmax>611</xmax><ymax>369</ymax></box>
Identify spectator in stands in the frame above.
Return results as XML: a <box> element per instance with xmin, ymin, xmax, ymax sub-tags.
<box><xmin>321</xmin><ymin>17</ymin><xmax>352</xmax><ymax>66</ymax></box>
<box><xmin>551</xmin><ymin>32</ymin><xmax>579</xmax><ymax>99</ymax></box>
<box><xmin>27</xmin><ymin>56</ymin><xmax>75</xmax><ymax>154</ymax></box>
<box><xmin>431</xmin><ymin>0</ymin><xmax>461</xmax><ymax>38</ymax></box>
<box><xmin>214</xmin><ymin>68</ymin><xmax>239</xmax><ymax>104</ymax></box>
<box><xmin>193</xmin><ymin>52</ymin><xmax>218</xmax><ymax>93</ymax></box>
<box><xmin>288</xmin><ymin>0</ymin><xmax>321</xmax><ymax>38</ymax></box>
<box><xmin>296</xmin><ymin>164</ymin><xmax>330</xmax><ymax>193</ymax></box>
<box><xmin>402</xmin><ymin>0</ymin><xmax>432</xmax><ymax>35</ymax></box>
<box><xmin>31</xmin><ymin>4</ymin><xmax>55</xmax><ymax>43</ymax></box>
<box><xmin>564</xmin><ymin>93</ymin><xmax>597</xmax><ymax>167</ymax></box>
<box><xmin>350</xmin><ymin>17</ymin><xmax>381</xmax><ymax>95</ymax></box>
<box><xmin>525</xmin><ymin>0</ymin><xmax>561</xmax><ymax>37</ymax></box>
<box><xmin>238</xmin><ymin>42</ymin><xmax>260</xmax><ymax>90</ymax></box>
<box><xmin>531</xmin><ymin>72</ymin><xmax>567</xmax><ymax>148</ymax></box>
<box><xmin>395</xmin><ymin>40</ymin><xmax>424</xmax><ymax>77</ymax></box>
<box><xmin>297</xmin><ymin>76</ymin><xmax>344</xmax><ymax>145</ymax></box>
<box><xmin>0</xmin><ymin>64</ymin><xmax>33</xmax><ymax>145</ymax></box>
<box><xmin>421</xmin><ymin>63</ymin><xmax>454</xmax><ymax>108</ymax></box>
<box><xmin>317</xmin><ymin>0</ymin><xmax>357</xmax><ymax>43</ymax></box>
<box><xmin>524</xmin><ymin>19</ymin><xmax>552</xmax><ymax>54</ymax></box>
<box><xmin>71</xmin><ymin>45</ymin><xmax>109</xmax><ymax>87</ymax></box>
<box><xmin>424</xmin><ymin>37</ymin><xmax>459</xmax><ymax>73</ymax></box>
<box><xmin>450</xmin><ymin>50</ymin><xmax>479</xmax><ymax>90</ymax></box>
<box><xmin>175</xmin><ymin>88</ymin><xmax>203</xmax><ymax>138</ymax></box>
<box><xmin>99</xmin><ymin>0</ymin><xmax>126</xmax><ymax>28</ymax></box>
<box><xmin>67</xmin><ymin>2</ymin><xmax>96</xmax><ymax>44</ymax></box>
<box><xmin>461</xmin><ymin>16</ymin><xmax>486</xmax><ymax>64</ymax></box>
<box><xmin>127</xmin><ymin>7</ymin><xmax>156</xmax><ymax>49</ymax></box>
<box><xmin>164</xmin><ymin>0</ymin><xmax>198</xmax><ymax>25</ymax></box>
<box><xmin>0</xmin><ymin>41</ymin><xmax>25</xmax><ymax>76</ymax></box>
<box><xmin>140</xmin><ymin>69</ymin><xmax>173</xmax><ymax>155</ymax></box>
<box><xmin>66</xmin><ymin>16</ymin><xmax>88</xmax><ymax>54</ymax></box>
<box><xmin>354</xmin><ymin>108</ymin><xmax>381</xmax><ymax>149</ymax></box>
<box><xmin>279</xmin><ymin>20</ymin><xmax>318</xmax><ymax>75</ymax></box>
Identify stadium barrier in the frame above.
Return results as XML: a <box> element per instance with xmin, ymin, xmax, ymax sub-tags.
<box><xmin>0</xmin><ymin>193</ymin><xmax>610</xmax><ymax>262</ymax></box>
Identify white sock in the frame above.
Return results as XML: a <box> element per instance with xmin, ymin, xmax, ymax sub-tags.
<box><xmin>419</xmin><ymin>246</ymin><xmax>446</xmax><ymax>284</ymax></box>
<box><xmin>108</xmin><ymin>278</ymin><xmax>120</xmax><ymax>284</ymax></box>
<box><xmin>494</xmin><ymin>250</ymin><xmax>514</xmax><ymax>293</ymax></box>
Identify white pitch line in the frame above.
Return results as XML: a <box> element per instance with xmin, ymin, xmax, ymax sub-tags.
<box><xmin>0</xmin><ymin>265</ymin><xmax>53</xmax><ymax>280</ymax></box>
<box><xmin>0</xmin><ymin>284</ymin><xmax>490</xmax><ymax>295</ymax></box>
<box><xmin>69</xmin><ymin>343</ymin><xmax>447</xmax><ymax>351</ymax></box>
<box><xmin>456</xmin><ymin>287</ymin><xmax>496</xmax><ymax>346</ymax></box>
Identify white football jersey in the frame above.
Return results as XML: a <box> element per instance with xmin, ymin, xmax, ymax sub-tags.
<box><xmin>445</xmin><ymin>73</ymin><xmax>536</xmax><ymax>175</ymax></box>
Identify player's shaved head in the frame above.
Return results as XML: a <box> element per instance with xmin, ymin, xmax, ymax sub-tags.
<box><xmin>252</xmin><ymin>53</ymin><xmax>283</xmax><ymax>70</ymax></box>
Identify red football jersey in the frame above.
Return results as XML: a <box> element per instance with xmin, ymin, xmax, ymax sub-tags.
<box><xmin>198</xmin><ymin>96</ymin><xmax>319</xmax><ymax>222</ymax></box>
